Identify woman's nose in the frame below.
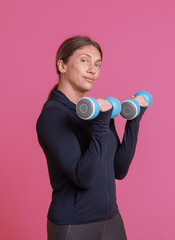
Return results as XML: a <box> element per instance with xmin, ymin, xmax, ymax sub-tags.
<box><xmin>87</xmin><ymin>64</ymin><xmax>96</xmax><ymax>74</ymax></box>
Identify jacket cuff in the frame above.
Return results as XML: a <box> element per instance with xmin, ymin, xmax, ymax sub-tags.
<box><xmin>129</xmin><ymin>106</ymin><xmax>147</xmax><ymax>123</ymax></box>
<box><xmin>89</xmin><ymin>108</ymin><xmax>113</xmax><ymax>135</ymax></box>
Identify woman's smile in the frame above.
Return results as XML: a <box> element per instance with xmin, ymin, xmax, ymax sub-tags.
<box><xmin>83</xmin><ymin>76</ymin><xmax>95</xmax><ymax>83</ymax></box>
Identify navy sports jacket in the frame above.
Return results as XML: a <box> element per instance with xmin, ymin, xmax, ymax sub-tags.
<box><xmin>36</xmin><ymin>88</ymin><xmax>146</xmax><ymax>224</ymax></box>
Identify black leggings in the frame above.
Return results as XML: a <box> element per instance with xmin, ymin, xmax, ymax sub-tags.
<box><xmin>47</xmin><ymin>211</ymin><xmax>127</xmax><ymax>240</ymax></box>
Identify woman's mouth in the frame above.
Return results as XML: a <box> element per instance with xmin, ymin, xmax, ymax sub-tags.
<box><xmin>84</xmin><ymin>77</ymin><xmax>95</xmax><ymax>83</ymax></box>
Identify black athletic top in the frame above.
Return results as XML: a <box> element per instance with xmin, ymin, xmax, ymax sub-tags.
<box><xmin>36</xmin><ymin>88</ymin><xmax>146</xmax><ymax>225</ymax></box>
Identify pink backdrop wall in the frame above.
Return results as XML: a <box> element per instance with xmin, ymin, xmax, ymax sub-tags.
<box><xmin>1</xmin><ymin>0</ymin><xmax>175</xmax><ymax>239</ymax></box>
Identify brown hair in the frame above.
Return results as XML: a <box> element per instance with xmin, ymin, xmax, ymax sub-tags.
<box><xmin>48</xmin><ymin>35</ymin><xmax>103</xmax><ymax>99</ymax></box>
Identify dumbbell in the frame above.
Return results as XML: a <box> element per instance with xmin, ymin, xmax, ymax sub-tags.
<box><xmin>76</xmin><ymin>97</ymin><xmax>121</xmax><ymax>120</ymax></box>
<box><xmin>120</xmin><ymin>91</ymin><xmax>153</xmax><ymax>120</ymax></box>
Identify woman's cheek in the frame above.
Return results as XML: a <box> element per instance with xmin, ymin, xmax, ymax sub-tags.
<box><xmin>96</xmin><ymin>70</ymin><xmax>100</xmax><ymax>78</ymax></box>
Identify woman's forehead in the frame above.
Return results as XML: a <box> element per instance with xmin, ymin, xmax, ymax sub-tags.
<box><xmin>74</xmin><ymin>46</ymin><xmax>102</xmax><ymax>60</ymax></box>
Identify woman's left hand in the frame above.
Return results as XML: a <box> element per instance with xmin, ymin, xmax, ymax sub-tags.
<box><xmin>131</xmin><ymin>95</ymin><xmax>149</xmax><ymax>107</ymax></box>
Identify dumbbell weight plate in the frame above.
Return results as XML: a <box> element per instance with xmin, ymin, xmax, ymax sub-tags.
<box><xmin>76</xmin><ymin>97</ymin><xmax>97</xmax><ymax>120</ymax></box>
<box><xmin>120</xmin><ymin>100</ymin><xmax>139</xmax><ymax>120</ymax></box>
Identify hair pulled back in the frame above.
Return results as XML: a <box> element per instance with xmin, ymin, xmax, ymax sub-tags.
<box><xmin>55</xmin><ymin>35</ymin><xmax>102</xmax><ymax>75</ymax></box>
<box><xmin>48</xmin><ymin>35</ymin><xmax>103</xmax><ymax>99</ymax></box>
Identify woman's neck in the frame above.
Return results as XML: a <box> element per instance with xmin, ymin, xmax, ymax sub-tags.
<box><xmin>57</xmin><ymin>80</ymin><xmax>86</xmax><ymax>105</ymax></box>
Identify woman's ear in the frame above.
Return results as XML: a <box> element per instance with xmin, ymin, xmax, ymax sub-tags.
<box><xmin>57</xmin><ymin>60</ymin><xmax>67</xmax><ymax>73</ymax></box>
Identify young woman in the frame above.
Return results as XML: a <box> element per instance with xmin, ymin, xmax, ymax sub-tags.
<box><xmin>36</xmin><ymin>35</ymin><xmax>148</xmax><ymax>240</ymax></box>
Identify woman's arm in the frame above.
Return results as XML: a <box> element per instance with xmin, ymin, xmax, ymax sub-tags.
<box><xmin>111</xmin><ymin>107</ymin><xmax>147</xmax><ymax>180</ymax></box>
<box><xmin>36</xmin><ymin>107</ymin><xmax>112</xmax><ymax>190</ymax></box>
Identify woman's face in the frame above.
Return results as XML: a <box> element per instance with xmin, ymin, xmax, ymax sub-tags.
<box><xmin>60</xmin><ymin>45</ymin><xmax>102</xmax><ymax>93</ymax></box>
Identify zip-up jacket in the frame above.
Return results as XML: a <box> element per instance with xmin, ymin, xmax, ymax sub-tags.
<box><xmin>36</xmin><ymin>88</ymin><xmax>146</xmax><ymax>224</ymax></box>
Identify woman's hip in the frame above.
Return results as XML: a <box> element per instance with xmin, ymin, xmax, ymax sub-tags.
<box><xmin>47</xmin><ymin>211</ymin><xmax>127</xmax><ymax>240</ymax></box>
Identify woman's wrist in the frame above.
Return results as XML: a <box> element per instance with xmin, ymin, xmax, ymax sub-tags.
<box><xmin>89</xmin><ymin>108</ymin><xmax>113</xmax><ymax>136</ymax></box>
<box><xmin>129</xmin><ymin>106</ymin><xmax>147</xmax><ymax>123</ymax></box>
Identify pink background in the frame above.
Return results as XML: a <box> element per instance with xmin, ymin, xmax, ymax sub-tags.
<box><xmin>1</xmin><ymin>0</ymin><xmax>175</xmax><ymax>239</ymax></box>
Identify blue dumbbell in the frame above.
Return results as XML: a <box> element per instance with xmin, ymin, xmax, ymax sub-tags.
<box><xmin>120</xmin><ymin>91</ymin><xmax>153</xmax><ymax>120</ymax></box>
<box><xmin>76</xmin><ymin>97</ymin><xmax>121</xmax><ymax>120</ymax></box>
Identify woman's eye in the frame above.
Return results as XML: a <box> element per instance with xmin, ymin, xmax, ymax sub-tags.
<box><xmin>95</xmin><ymin>63</ymin><xmax>100</xmax><ymax>68</ymax></box>
<box><xmin>81</xmin><ymin>59</ymin><xmax>87</xmax><ymax>63</ymax></box>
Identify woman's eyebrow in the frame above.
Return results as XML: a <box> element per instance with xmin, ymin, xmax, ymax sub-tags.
<box><xmin>79</xmin><ymin>53</ymin><xmax>102</xmax><ymax>62</ymax></box>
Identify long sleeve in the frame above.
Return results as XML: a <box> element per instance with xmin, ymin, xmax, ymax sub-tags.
<box><xmin>112</xmin><ymin>107</ymin><xmax>147</xmax><ymax>180</ymax></box>
<box><xmin>36</xmin><ymin>107</ymin><xmax>112</xmax><ymax>190</ymax></box>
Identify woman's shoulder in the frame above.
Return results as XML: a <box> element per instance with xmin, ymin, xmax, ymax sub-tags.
<box><xmin>36</xmin><ymin>100</ymin><xmax>72</xmax><ymax>130</ymax></box>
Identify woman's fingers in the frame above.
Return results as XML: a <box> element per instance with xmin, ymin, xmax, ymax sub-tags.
<box><xmin>132</xmin><ymin>95</ymin><xmax>148</xmax><ymax>107</ymax></box>
<box><xmin>97</xmin><ymin>98</ymin><xmax>113</xmax><ymax>112</ymax></box>
<box><xmin>97</xmin><ymin>95</ymin><xmax>148</xmax><ymax>112</ymax></box>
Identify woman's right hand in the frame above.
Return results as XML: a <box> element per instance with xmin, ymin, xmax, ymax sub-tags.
<box><xmin>97</xmin><ymin>98</ymin><xmax>113</xmax><ymax>112</ymax></box>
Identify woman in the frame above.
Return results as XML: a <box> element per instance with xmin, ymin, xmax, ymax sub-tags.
<box><xmin>36</xmin><ymin>35</ymin><xmax>148</xmax><ymax>240</ymax></box>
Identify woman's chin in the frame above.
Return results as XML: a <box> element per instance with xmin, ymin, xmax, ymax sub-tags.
<box><xmin>86</xmin><ymin>81</ymin><xmax>96</xmax><ymax>89</ymax></box>
<box><xmin>78</xmin><ymin>83</ymin><xmax>94</xmax><ymax>93</ymax></box>
<box><xmin>84</xmin><ymin>85</ymin><xmax>94</xmax><ymax>92</ymax></box>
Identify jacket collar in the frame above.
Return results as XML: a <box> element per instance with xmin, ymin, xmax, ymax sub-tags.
<box><xmin>49</xmin><ymin>88</ymin><xmax>76</xmax><ymax>110</ymax></box>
